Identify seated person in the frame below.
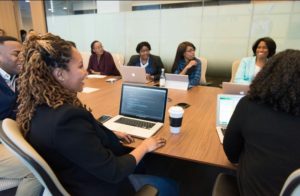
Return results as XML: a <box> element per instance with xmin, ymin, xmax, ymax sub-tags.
<box><xmin>17</xmin><ymin>33</ymin><xmax>178</xmax><ymax>196</ymax></box>
<box><xmin>0</xmin><ymin>36</ymin><xmax>42</xmax><ymax>195</ymax></box>
<box><xmin>224</xmin><ymin>49</ymin><xmax>300</xmax><ymax>195</ymax></box>
<box><xmin>127</xmin><ymin>41</ymin><xmax>164</xmax><ymax>81</ymax></box>
<box><xmin>234</xmin><ymin>37</ymin><xmax>276</xmax><ymax>84</ymax></box>
<box><xmin>87</xmin><ymin>40</ymin><xmax>120</xmax><ymax>76</ymax></box>
<box><xmin>171</xmin><ymin>41</ymin><xmax>201</xmax><ymax>87</ymax></box>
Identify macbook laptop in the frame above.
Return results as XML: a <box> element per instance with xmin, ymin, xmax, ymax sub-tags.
<box><xmin>222</xmin><ymin>82</ymin><xmax>249</xmax><ymax>95</ymax></box>
<box><xmin>104</xmin><ymin>84</ymin><xmax>168</xmax><ymax>138</ymax></box>
<box><xmin>216</xmin><ymin>94</ymin><xmax>244</xmax><ymax>143</ymax></box>
<box><xmin>119</xmin><ymin>65</ymin><xmax>149</xmax><ymax>84</ymax></box>
<box><xmin>165</xmin><ymin>73</ymin><xmax>189</xmax><ymax>90</ymax></box>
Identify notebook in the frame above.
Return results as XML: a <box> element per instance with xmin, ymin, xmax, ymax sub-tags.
<box><xmin>119</xmin><ymin>65</ymin><xmax>150</xmax><ymax>84</ymax></box>
<box><xmin>165</xmin><ymin>73</ymin><xmax>189</xmax><ymax>90</ymax></box>
<box><xmin>104</xmin><ymin>84</ymin><xmax>168</xmax><ymax>138</ymax></box>
<box><xmin>222</xmin><ymin>82</ymin><xmax>249</xmax><ymax>95</ymax></box>
<box><xmin>216</xmin><ymin>94</ymin><xmax>244</xmax><ymax>143</ymax></box>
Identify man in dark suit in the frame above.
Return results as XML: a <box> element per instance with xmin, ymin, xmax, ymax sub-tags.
<box><xmin>0</xmin><ymin>36</ymin><xmax>21</xmax><ymax>119</ymax></box>
<box><xmin>0</xmin><ymin>36</ymin><xmax>42</xmax><ymax>196</ymax></box>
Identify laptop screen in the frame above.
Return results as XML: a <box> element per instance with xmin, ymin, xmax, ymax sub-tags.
<box><xmin>120</xmin><ymin>84</ymin><xmax>168</xmax><ymax>122</ymax></box>
<box><xmin>217</xmin><ymin>94</ymin><xmax>243</xmax><ymax>126</ymax></box>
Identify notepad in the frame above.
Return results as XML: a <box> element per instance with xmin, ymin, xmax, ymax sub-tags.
<box><xmin>87</xmin><ymin>74</ymin><xmax>106</xmax><ymax>79</ymax></box>
<box><xmin>81</xmin><ymin>87</ymin><xmax>100</xmax><ymax>93</ymax></box>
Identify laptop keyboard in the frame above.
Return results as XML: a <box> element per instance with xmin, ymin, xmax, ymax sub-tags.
<box><xmin>115</xmin><ymin>117</ymin><xmax>155</xmax><ymax>129</ymax></box>
<box><xmin>221</xmin><ymin>128</ymin><xmax>227</xmax><ymax>135</ymax></box>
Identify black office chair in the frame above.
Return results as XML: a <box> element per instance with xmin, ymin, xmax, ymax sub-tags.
<box><xmin>0</xmin><ymin>118</ymin><xmax>158</xmax><ymax>196</ymax></box>
<box><xmin>280</xmin><ymin>168</ymin><xmax>300</xmax><ymax>196</ymax></box>
<box><xmin>213</xmin><ymin>169</ymin><xmax>300</xmax><ymax>196</ymax></box>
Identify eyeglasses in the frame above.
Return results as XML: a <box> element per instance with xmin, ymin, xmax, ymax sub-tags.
<box><xmin>185</xmin><ymin>49</ymin><xmax>195</xmax><ymax>53</ymax></box>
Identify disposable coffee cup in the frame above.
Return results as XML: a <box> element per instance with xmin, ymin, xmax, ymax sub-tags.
<box><xmin>168</xmin><ymin>106</ymin><xmax>184</xmax><ymax>134</ymax></box>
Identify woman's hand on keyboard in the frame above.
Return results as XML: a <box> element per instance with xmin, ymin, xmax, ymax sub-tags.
<box><xmin>113</xmin><ymin>131</ymin><xmax>135</xmax><ymax>144</ymax></box>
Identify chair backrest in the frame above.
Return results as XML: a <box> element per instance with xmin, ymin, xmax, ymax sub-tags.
<box><xmin>197</xmin><ymin>56</ymin><xmax>207</xmax><ymax>85</ymax></box>
<box><xmin>80</xmin><ymin>51</ymin><xmax>90</xmax><ymax>70</ymax></box>
<box><xmin>0</xmin><ymin>119</ymin><xmax>70</xmax><ymax>196</ymax></box>
<box><xmin>280</xmin><ymin>169</ymin><xmax>300</xmax><ymax>196</ymax></box>
<box><xmin>230</xmin><ymin>60</ymin><xmax>240</xmax><ymax>83</ymax></box>
<box><xmin>111</xmin><ymin>53</ymin><xmax>125</xmax><ymax>72</ymax></box>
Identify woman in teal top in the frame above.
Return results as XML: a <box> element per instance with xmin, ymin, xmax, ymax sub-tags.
<box><xmin>234</xmin><ymin>37</ymin><xmax>276</xmax><ymax>84</ymax></box>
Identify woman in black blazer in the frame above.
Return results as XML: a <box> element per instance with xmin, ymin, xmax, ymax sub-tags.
<box><xmin>127</xmin><ymin>41</ymin><xmax>164</xmax><ymax>81</ymax></box>
<box><xmin>16</xmin><ymin>33</ymin><xmax>178</xmax><ymax>196</ymax></box>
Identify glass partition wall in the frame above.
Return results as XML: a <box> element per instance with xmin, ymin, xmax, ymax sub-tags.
<box><xmin>45</xmin><ymin>0</ymin><xmax>300</xmax><ymax>81</ymax></box>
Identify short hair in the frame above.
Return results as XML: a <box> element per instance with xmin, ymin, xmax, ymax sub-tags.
<box><xmin>20</xmin><ymin>29</ymin><xmax>27</xmax><ymax>35</ymax></box>
<box><xmin>252</xmin><ymin>37</ymin><xmax>276</xmax><ymax>58</ymax></box>
<box><xmin>0</xmin><ymin>36</ymin><xmax>19</xmax><ymax>44</ymax></box>
<box><xmin>248</xmin><ymin>49</ymin><xmax>300</xmax><ymax>116</ymax></box>
<box><xmin>136</xmin><ymin>41</ymin><xmax>151</xmax><ymax>53</ymax></box>
<box><xmin>90</xmin><ymin>40</ymin><xmax>100</xmax><ymax>54</ymax></box>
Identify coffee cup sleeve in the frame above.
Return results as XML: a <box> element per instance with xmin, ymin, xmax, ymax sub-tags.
<box><xmin>169</xmin><ymin>117</ymin><xmax>183</xmax><ymax>127</ymax></box>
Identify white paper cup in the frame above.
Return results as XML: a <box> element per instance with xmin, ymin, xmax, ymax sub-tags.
<box><xmin>168</xmin><ymin>106</ymin><xmax>184</xmax><ymax>134</ymax></box>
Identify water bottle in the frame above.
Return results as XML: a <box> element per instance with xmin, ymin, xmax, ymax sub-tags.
<box><xmin>160</xmin><ymin>68</ymin><xmax>166</xmax><ymax>87</ymax></box>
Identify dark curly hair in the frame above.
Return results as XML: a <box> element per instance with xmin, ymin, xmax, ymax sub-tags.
<box><xmin>252</xmin><ymin>37</ymin><xmax>276</xmax><ymax>58</ymax></box>
<box><xmin>136</xmin><ymin>41</ymin><xmax>151</xmax><ymax>53</ymax></box>
<box><xmin>17</xmin><ymin>33</ymin><xmax>85</xmax><ymax>135</ymax></box>
<box><xmin>248</xmin><ymin>49</ymin><xmax>300</xmax><ymax>116</ymax></box>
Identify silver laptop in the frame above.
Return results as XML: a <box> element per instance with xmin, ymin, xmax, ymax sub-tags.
<box><xmin>216</xmin><ymin>94</ymin><xmax>244</xmax><ymax>143</ymax></box>
<box><xmin>222</xmin><ymin>82</ymin><xmax>249</xmax><ymax>95</ymax></box>
<box><xmin>119</xmin><ymin>65</ymin><xmax>149</xmax><ymax>84</ymax></box>
<box><xmin>104</xmin><ymin>84</ymin><xmax>168</xmax><ymax>138</ymax></box>
<box><xmin>165</xmin><ymin>73</ymin><xmax>189</xmax><ymax>90</ymax></box>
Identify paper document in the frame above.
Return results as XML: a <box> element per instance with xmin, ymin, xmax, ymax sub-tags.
<box><xmin>87</xmin><ymin>74</ymin><xmax>106</xmax><ymax>79</ymax></box>
<box><xmin>81</xmin><ymin>87</ymin><xmax>100</xmax><ymax>93</ymax></box>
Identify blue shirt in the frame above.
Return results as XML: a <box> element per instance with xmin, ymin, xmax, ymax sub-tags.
<box><xmin>234</xmin><ymin>56</ymin><xmax>257</xmax><ymax>84</ymax></box>
<box><xmin>174</xmin><ymin>59</ymin><xmax>201</xmax><ymax>86</ymax></box>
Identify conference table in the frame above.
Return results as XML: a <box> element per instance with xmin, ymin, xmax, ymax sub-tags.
<box><xmin>78</xmin><ymin>77</ymin><xmax>235</xmax><ymax>170</ymax></box>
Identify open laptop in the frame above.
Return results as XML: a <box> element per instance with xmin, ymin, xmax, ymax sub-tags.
<box><xmin>104</xmin><ymin>84</ymin><xmax>168</xmax><ymax>138</ymax></box>
<box><xmin>222</xmin><ymin>82</ymin><xmax>249</xmax><ymax>95</ymax></box>
<box><xmin>165</xmin><ymin>73</ymin><xmax>189</xmax><ymax>90</ymax></box>
<box><xmin>216</xmin><ymin>94</ymin><xmax>244</xmax><ymax>143</ymax></box>
<box><xmin>119</xmin><ymin>65</ymin><xmax>149</xmax><ymax>84</ymax></box>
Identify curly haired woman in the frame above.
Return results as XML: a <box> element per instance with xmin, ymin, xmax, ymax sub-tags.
<box><xmin>224</xmin><ymin>49</ymin><xmax>300</xmax><ymax>196</ymax></box>
<box><xmin>17</xmin><ymin>33</ymin><xmax>178</xmax><ymax>196</ymax></box>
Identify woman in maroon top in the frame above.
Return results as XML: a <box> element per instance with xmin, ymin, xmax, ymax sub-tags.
<box><xmin>87</xmin><ymin>40</ymin><xmax>120</xmax><ymax>76</ymax></box>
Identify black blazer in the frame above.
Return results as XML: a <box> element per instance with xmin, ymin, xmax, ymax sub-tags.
<box><xmin>127</xmin><ymin>54</ymin><xmax>164</xmax><ymax>81</ymax></box>
<box><xmin>27</xmin><ymin>104</ymin><xmax>136</xmax><ymax>196</ymax></box>
<box><xmin>0</xmin><ymin>76</ymin><xmax>17</xmax><ymax>120</ymax></box>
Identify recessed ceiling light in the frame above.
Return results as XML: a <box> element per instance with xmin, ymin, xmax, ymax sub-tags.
<box><xmin>63</xmin><ymin>7</ymin><xmax>68</xmax><ymax>10</ymax></box>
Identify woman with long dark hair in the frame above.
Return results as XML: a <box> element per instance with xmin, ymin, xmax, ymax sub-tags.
<box><xmin>171</xmin><ymin>41</ymin><xmax>201</xmax><ymax>86</ymax></box>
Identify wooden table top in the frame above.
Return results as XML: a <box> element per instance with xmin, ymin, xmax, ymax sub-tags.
<box><xmin>78</xmin><ymin>77</ymin><xmax>235</xmax><ymax>170</ymax></box>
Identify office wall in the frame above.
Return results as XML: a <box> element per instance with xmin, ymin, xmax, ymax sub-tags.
<box><xmin>0</xmin><ymin>1</ymin><xmax>20</xmax><ymax>39</ymax></box>
<box><xmin>46</xmin><ymin>1</ymin><xmax>300</xmax><ymax>77</ymax></box>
